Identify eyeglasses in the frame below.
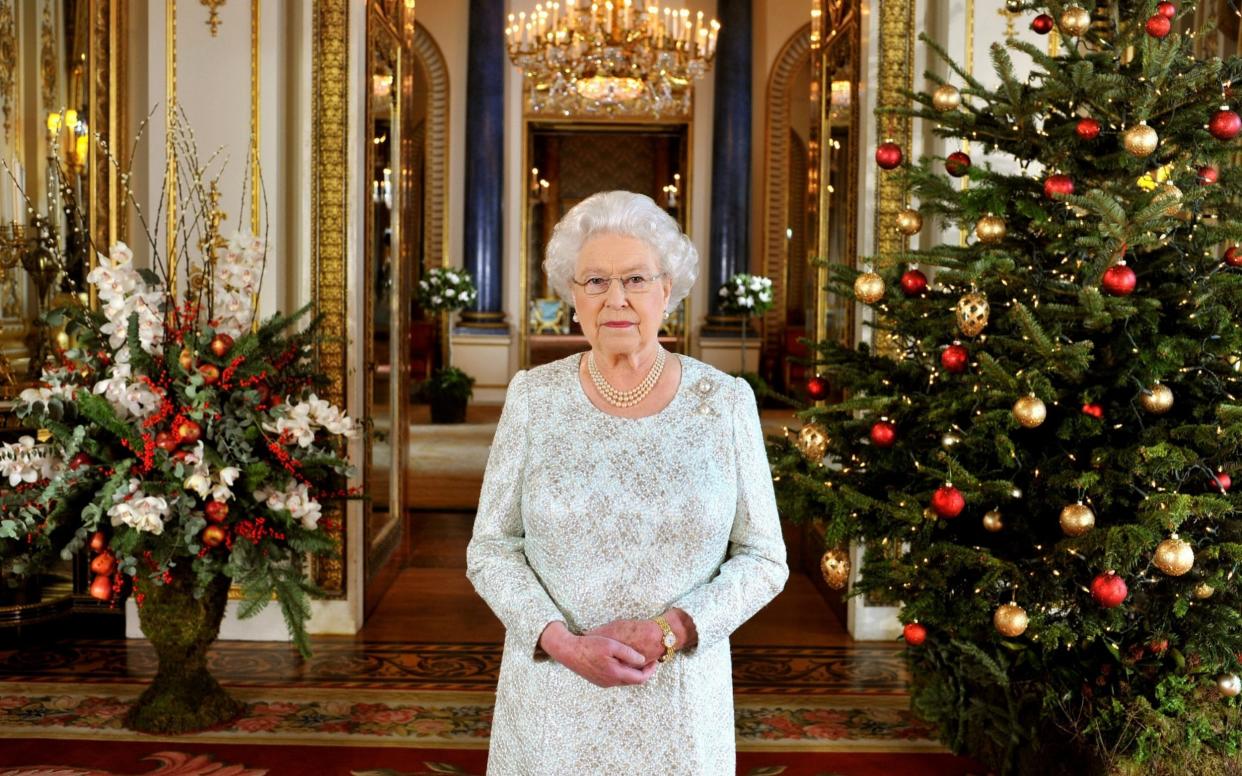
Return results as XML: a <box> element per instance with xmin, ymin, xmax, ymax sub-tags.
<box><xmin>572</xmin><ymin>273</ymin><xmax>665</xmax><ymax>296</ymax></box>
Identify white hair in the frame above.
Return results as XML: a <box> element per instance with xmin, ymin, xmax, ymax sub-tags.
<box><xmin>543</xmin><ymin>190</ymin><xmax>698</xmax><ymax>314</ymax></box>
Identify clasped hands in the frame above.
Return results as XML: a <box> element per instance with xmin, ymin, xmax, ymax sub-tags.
<box><xmin>538</xmin><ymin>608</ymin><xmax>697</xmax><ymax>689</ymax></box>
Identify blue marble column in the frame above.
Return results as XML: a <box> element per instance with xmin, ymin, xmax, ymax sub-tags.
<box><xmin>706</xmin><ymin>0</ymin><xmax>752</xmax><ymax>324</ymax></box>
<box><xmin>460</xmin><ymin>0</ymin><xmax>506</xmax><ymax>329</ymax></box>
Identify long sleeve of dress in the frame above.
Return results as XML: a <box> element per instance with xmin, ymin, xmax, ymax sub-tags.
<box><xmin>672</xmin><ymin>377</ymin><xmax>789</xmax><ymax>654</ymax></box>
<box><xmin>465</xmin><ymin>370</ymin><xmax>566</xmax><ymax>658</ymax></box>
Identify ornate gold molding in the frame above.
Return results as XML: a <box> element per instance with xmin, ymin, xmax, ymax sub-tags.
<box><xmin>202</xmin><ymin>0</ymin><xmax>225</xmax><ymax>37</ymax></box>
<box><xmin>40</xmin><ymin>3</ymin><xmax>55</xmax><ymax>110</ymax></box>
<box><xmin>872</xmin><ymin>0</ymin><xmax>912</xmax><ymax>271</ymax></box>
<box><xmin>412</xmin><ymin>22</ymin><xmax>447</xmax><ymax>272</ymax></box>
<box><xmin>312</xmin><ymin>0</ymin><xmax>349</xmax><ymax>596</ymax></box>
<box><xmin>250</xmin><ymin>0</ymin><xmax>259</xmax><ymax>231</ymax></box>
<box><xmin>0</xmin><ymin>1</ymin><xmax>15</xmax><ymax>138</ymax></box>
<box><xmin>761</xmin><ymin>24</ymin><xmax>811</xmax><ymax>355</ymax></box>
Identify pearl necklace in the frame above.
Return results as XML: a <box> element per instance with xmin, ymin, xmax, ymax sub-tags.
<box><xmin>588</xmin><ymin>349</ymin><xmax>666</xmax><ymax>408</ymax></box>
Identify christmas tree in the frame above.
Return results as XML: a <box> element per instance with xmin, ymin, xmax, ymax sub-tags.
<box><xmin>771</xmin><ymin>2</ymin><xmax>1242</xmax><ymax>774</ymax></box>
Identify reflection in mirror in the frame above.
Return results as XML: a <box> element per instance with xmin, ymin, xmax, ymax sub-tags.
<box><xmin>364</xmin><ymin>14</ymin><xmax>402</xmax><ymax>606</ymax></box>
<box><xmin>0</xmin><ymin>0</ymin><xmax>94</xmax><ymax>389</ymax></box>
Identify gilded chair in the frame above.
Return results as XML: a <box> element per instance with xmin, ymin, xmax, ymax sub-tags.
<box><xmin>529</xmin><ymin>297</ymin><xmax>568</xmax><ymax>334</ymax></box>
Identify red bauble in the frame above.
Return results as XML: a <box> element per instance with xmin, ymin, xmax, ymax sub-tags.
<box><xmin>1091</xmin><ymin>572</ymin><xmax>1129</xmax><ymax>608</ymax></box>
<box><xmin>88</xmin><ymin>531</ymin><xmax>108</xmax><ymax>553</ymax></box>
<box><xmin>870</xmin><ymin>421</ymin><xmax>897</xmax><ymax>448</ymax></box>
<box><xmin>1031</xmin><ymin>13</ymin><xmax>1054</xmax><ymax>34</ymax></box>
<box><xmin>1145</xmin><ymin>14</ymin><xmax>1171</xmax><ymax>38</ymax></box>
<box><xmin>1101</xmin><ymin>264</ymin><xmax>1137</xmax><ymax>296</ymax></box>
<box><xmin>806</xmin><ymin>376</ymin><xmax>829</xmax><ymax>401</ymax></box>
<box><xmin>210</xmin><ymin>333</ymin><xmax>234</xmax><ymax>358</ymax></box>
<box><xmin>69</xmin><ymin>452</ymin><xmax>92</xmax><ymax>470</ymax></box>
<box><xmin>903</xmin><ymin>623</ymin><xmax>927</xmax><ymax>646</ymax></box>
<box><xmin>1197</xmin><ymin>165</ymin><xmax>1219</xmax><ymax>185</ymax></box>
<box><xmin>1081</xmin><ymin>403</ymin><xmax>1104</xmax><ymax>419</ymax></box>
<box><xmin>931</xmin><ymin>485</ymin><xmax>965</xmax><ymax>519</ymax></box>
<box><xmin>202</xmin><ymin>525</ymin><xmax>227</xmax><ymax>548</ymax></box>
<box><xmin>945</xmin><ymin>151</ymin><xmax>972</xmax><ymax>177</ymax></box>
<box><xmin>90</xmin><ymin>552</ymin><xmax>116</xmax><ymax>576</ymax></box>
<box><xmin>176</xmin><ymin>419</ymin><xmax>202</xmax><ymax>445</ymax></box>
<box><xmin>89</xmin><ymin>574</ymin><xmax>113</xmax><ymax>601</ymax></box>
<box><xmin>941</xmin><ymin>344</ymin><xmax>969</xmax><ymax>374</ymax></box>
<box><xmin>1209</xmin><ymin>108</ymin><xmax>1242</xmax><ymax>141</ymax></box>
<box><xmin>1044</xmin><ymin>174</ymin><xmax>1075</xmax><ymax>199</ymax></box>
<box><xmin>1224</xmin><ymin>246</ymin><xmax>1242</xmax><ymax>267</ymax></box>
<box><xmin>1156</xmin><ymin>2</ymin><xmax>1177</xmax><ymax>19</ymax></box>
<box><xmin>198</xmin><ymin>364</ymin><xmax>221</xmax><ymax>385</ymax></box>
<box><xmin>1215</xmin><ymin>471</ymin><xmax>1232</xmax><ymax>492</ymax></box>
<box><xmin>205</xmin><ymin>501</ymin><xmax>230</xmax><ymax>523</ymax></box>
<box><xmin>900</xmin><ymin>269</ymin><xmax>928</xmax><ymax>296</ymax></box>
<box><xmin>1075</xmin><ymin>118</ymin><xmax>1101</xmax><ymax>141</ymax></box>
<box><xmin>876</xmin><ymin>142</ymin><xmax>904</xmax><ymax>169</ymax></box>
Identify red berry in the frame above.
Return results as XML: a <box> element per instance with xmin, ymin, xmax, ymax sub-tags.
<box><xmin>1224</xmin><ymin>246</ymin><xmax>1242</xmax><ymax>267</ymax></box>
<box><xmin>205</xmin><ymin>501</ymin><xmax>230</xmax><ymax>523</ymax></box>
<box><xmin>1076</xmin><ymin>118</ymin><xmax>1101</xmax><ymax>141</ymax></box>
<box><xmin>1215</xmin><ymin>472</ymin><xmax>1231</xmax><ymax>492</ymax></box>
<box><xmin>1156</xmin><ymin>2</ymin><xmax>1176</xmax><ymax>19</ymax></box>
<box><xmin>1197</xmin><ymin>165</ymin><xmax>1219</xmax><ymax>185</ymax></box>
<box><xmin>900</xmin><ymin>269</ymin><xmax>928</xmax><ymax>296</ymax></box>
<box><xmin>806</xmin><ymin>376</ymin><xmax>829</xmax><ymax>401</ymax></box>
<box><xmin>1044</xmin><ymin>174</ymin><xmax>1075</xmax><ymax>199</ymax></box>
<box><xmin>875</xmin><ymin>142</ymin><xmax>903</xmax><ymax>169</ymax></box>
<box><xmin>903</xmin><ymin>623</ymin><xmax>927</xmax><ymax>646</ymax></box>
<box><xmin>1101</xmin><ymin>264</ymin><xmax>1136</xmax><ymax>296</ymax></box>
<box><xmin>941</xmin><ymin>344</ymin><xmax>969</xmax><ymax>374</ymax></box>
<box><xmin>1209</xmin><ymin>109</ymin><xmax>1241</xmax><ymax>141</ymax></box>
<box><xmin>1031</xmin><ymin>13</ymin><xmax>1054</xmax><ymax>34</ymax></box>
<box><xmin>945</xmin><ymin>151</ymin><xmax>971</xmax><ymax>177</ymax></box>
<box><xmin>1081</xmin><ymin>403</ymin><xmax>1104</xmax><ymax>419</ymax></box>
<box><xmin>1145</xmin><ymin>14</ymin><xmax>1171</xmax><ymax>38</ymax></box>
<box><xmin>1091</xmin><ymin>572</ymin><xmax>1128</xmax><ymax>608</ymax></box>
<box><xmin>931</xmin><ymin>485</ymin><xmax>965</xmax><ymax>519</ymax></box>
<box><xmin>870</xmin><ymin>421</ymin><xmax>897</xmax><ymax>448</ymax></box>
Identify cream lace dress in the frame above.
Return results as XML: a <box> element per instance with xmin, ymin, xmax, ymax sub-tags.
<box><xmin>466</xmin><ymin>353</ymin><xmax>789</xmax><ymax>775</ymax></box>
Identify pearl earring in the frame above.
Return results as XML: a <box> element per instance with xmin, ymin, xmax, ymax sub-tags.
<box><xmin>572</xmin><ymin>312</ymin><xmax>580</xmax><ymax>322</ymax></box>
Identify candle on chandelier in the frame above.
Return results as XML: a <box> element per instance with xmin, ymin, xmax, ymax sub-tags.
<box><xmin>697</xmin><ymin>27</ymin><xmax>707</xmax><ymax>56</ymax></box>
<box><xmin>708</xmin><ymin>19</ymin><xmax>719</xmax><ymax>56</ymax></box>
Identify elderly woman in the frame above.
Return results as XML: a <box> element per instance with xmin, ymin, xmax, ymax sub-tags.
<box><xmin>466</xmin><ymin>190</ymin><xmax>788</xmax><ymax>774</ymax></box>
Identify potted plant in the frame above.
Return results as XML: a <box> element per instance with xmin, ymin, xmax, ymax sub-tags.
<box><xmin>419</xmin><ymin>365</ymin><xmax>475</xmax><ymax>424</ymax></box>
<box><xmin>416</xmin><ymin>267</ymin><xmax>478</xmax><ymax>424</ymax></box>
<box><xmin>717</xmin><ymin>272</ymin><xmax>774</xmax><ymax>379</ymax></box>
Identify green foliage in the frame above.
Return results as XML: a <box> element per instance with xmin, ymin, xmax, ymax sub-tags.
<box><xmin>774</xmin><ymin>4</ymin><xmax>1242</xmax><ymax>774</ymax></box>
<box><xmin>417</xmin><ymin>366</ymin><xmax>476</xmax><ymax>402</ymax></box>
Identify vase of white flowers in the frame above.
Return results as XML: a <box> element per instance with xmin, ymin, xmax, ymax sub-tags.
<box><xmin>416</xmin><ymin>268</ymin><xmax>479</xmax><ymax>423</ymax></box>
<box><xmin>717</xmin><ymin>273</ymin><xmax>774</xmax><ymax>376</ymax></box>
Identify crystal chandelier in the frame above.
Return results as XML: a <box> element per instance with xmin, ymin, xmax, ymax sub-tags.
<box><xmin>505</xmin><ymin>2</ymin><xmax>720</xmax><ymax>118</ymax></box>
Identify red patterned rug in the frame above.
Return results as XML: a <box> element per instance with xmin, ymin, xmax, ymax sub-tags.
<box><xmin>0</xmin><ymin>739</ymin><xmax>986</xmax><ymax>775</ymax></box>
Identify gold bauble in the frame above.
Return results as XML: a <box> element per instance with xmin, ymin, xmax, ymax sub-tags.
<box><xmin>1059</xmin><ymin>502</ymin><xmax>1096</xmax><ymax>537</ymax></box>
<box><xmin>1153</xmin><ymin>535</ymin><xmax>1194</xmax><ymax>576</ymax></box>
<box><xmin>798</xmin><ymin>423</ymin><xmax>829</xmax><ymax>463</ymax></box>
<box><xmin>1158</xmin><ymin>182</ymin><xmax>1183</xmax><ymax>216</ymax></box>
<box><xmin>1012</xmin><ymin>395</ymin><xmax>1047</xmax><ymax>428</ymax></box>
<box><xmin>1140</xmin><ymin>383</ymin><xmax>1174</xmax><ymax>415</ymax></box>
<box><xmin>956</xmin><ymin>292</ymin><xmax>990</xmax><ymax>337</ymax></box>
<box><xmin>895</xmin><ymin>208</ymin><xmax>924</xmax><ymax>236</ymax></box>
<box><xmin>994</xmin><ymin>603</ymin><xmax>1029</xmax><ymax>637</ymax></box>
<box><xmin>854</xmin><ymin>272</ymin><xmax>886</xmax><ymax>304</ymax></box>
<box><xmin>1218</xmin><ymin>674</ymin><xmax>1242</xmax><ymax>698</ymax></box>
<box><xmin>982</xmin><ymin>509</ymin><xmax>1004</xmax><ymax>532</ymax></box>
<box><xmin>931</xmin><ymin>84</ymin><xmax>962</xmax><ymax>112</ymax></box>
<box><xmin>1060</xmin><ymin>6</ymin><xmax>1091</xmax><ymax>37</ymax></box>
<box><xmin>1123</xmin><ymin>122</ymin><xmax>1159</xmax><ymax>158</ymax></box>
<box><xmin>975</xmin><ymin>214</ymin><xmax>1008</xmax><ymax>245</ymax></box>
<box><xmin>820</xmin><ymin>548</ymin><xmax>850</xmax><ymax>590</ymax></box>
<box><xmin>1193</xmin><ymin>582</ymin><xmax>1215</xmax><ymax>599</ymax></box>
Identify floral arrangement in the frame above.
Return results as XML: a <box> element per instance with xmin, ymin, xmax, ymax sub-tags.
<box><xmin>717</xmin><ymin>272</ymin><xmax>775</xmax><ymax>316</ymax></box>
<box><xmin>417</xmin><ymin>266</ymin><xmax>478</xmax><ymax>314</ymax></box>
<box><xmin>0</xmin><ymin>232</ymin><xmax>357</xmax><ymax>657</ymax></box>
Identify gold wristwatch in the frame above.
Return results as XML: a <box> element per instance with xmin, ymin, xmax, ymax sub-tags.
<box><xmin>654</xmin><ymin>615</ymin><xmax>678</xmax><ymax>662</ymax></box>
